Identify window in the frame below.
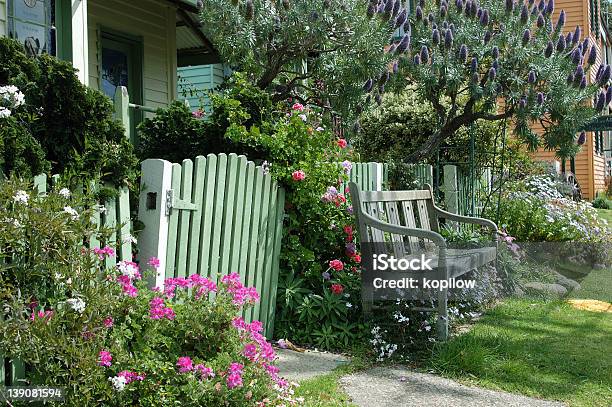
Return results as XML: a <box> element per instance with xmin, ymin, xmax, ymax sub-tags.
<box><xmin>595</xmin><ymin>131</ymin><xmax>605</xmax><ymax>155</ymax></box>
<box><xmin>7</xmin><ymin>0</ymin><xmax>55</xmax><ymax>56</ymax></box>
<box><xmin>100</xmin><ymin>29</ymin><xmax>143</xmax><ymax>144</ymax></box>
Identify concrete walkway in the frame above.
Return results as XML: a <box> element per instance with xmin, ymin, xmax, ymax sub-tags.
<box><xmin>340</xmin><ymin>367</ymin><xmax>565</xmax><ymax>407</ymax></box>
<box><xmin>276</xmin><ymin>348</ymin><xmax>350</xmax><ymax>382</ymax></box>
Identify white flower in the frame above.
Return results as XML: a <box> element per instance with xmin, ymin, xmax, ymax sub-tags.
<box><xmin>316</xmin><ymin>126</ymin><xmax>324</xmax><ymax>131</ymax></box>
<box><xmin>13</xmin><ymin>190</ymin><xmax>29</xmax><ymax>205</ymax></box>
<box><xmin>97</xmin><ymin>205</ymin><xmax>107</xmax><ymax>214</ymax></box>
<box><xmin>0</xmin><ymin>107</ymin><xmax>11</xmax><ymax>118</ymax></box>
<box><xmin>109</xmin><ymin>375</ymin><xmax>127</xmax><ymax>391</ymax></box>
<box><xmin>346</xmin><ymin>303</ymin><xmax>353</xmax><ymax>308</ymax></box>
<box><xmin>298</xmin><ymin>114</ymin><xmax>307</xmax><ymax>122</ymax></box>
<box><xmin>66</xmin><ymin>297</ymin><xmax>86</xmax><ymax>313</ymax></box>
<box><xmin>117</xmin><ymin>260</ymin><xmax>139</xmax><ymax>279</ymax></box>
<box><xmin>122</xmin><ymin>234</ymin><xmax>137</xmax><ymax>244</ymax></box>
<box><xmin>58</xmin><ymin>188</ymin><xmax>71</xmax><ymax>198</ymax></box>
<box><xmin>63</xmin><ymin>206</ymin><xmax>79</xmax><ymax>220</ymax></box>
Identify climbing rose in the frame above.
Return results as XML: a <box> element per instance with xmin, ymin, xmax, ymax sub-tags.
<box><xmin>291</xmin><ymin>170</ymin><xmax>306</xmax><ymax>181</ymax></box>
<box><xmin>291</xmin><ymin>102</ymin><xmax>304</xmax><ymax>111</ymax></box>
<box><xmin>329</xmin><ymin>259</ymin><xmax>344</xmax><ymax>271</ymax></box>
<box><xmin>353</xmin><ymin>254</ymin><xmax>362</xmax><ymax>263</ymax></box>
<box><xmin>98</xmin><ymin>350</ymin><xmax>112</xmax><ymax>367</ymax></box>
<box><xmin>337</xmin><ymin>138</ymin><xmax>348</xmax><ymax>148</ymax></box>
<box><xmin>331</xmin><ymin>284</ymin><xmax>344</xmax><ymax>295</ymax></box>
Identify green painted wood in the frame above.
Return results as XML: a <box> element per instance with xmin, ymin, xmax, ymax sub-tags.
<box><xmin>114</xmin><ymin>86</ymin><xmax>131</xmax><ymax>142</ymax></box>
<box><xmin>176</xmin><ymin>159</ymin><xmax>194</xmax><ymax>278</ymax></box>
<box><xmin>88</xmin><ymin>180</ymin><xmax>101</xmax><ymax>251</ymax></box>
<box><xmin>197</xmin><ymin>155</ymin><xmax>217</xmax><ymax>278</ymax></box>
<box><xmin>261</xmin><ymin>183</ymin><xmax>279</xmax><ymax>336</ymax></box>
<box><xmin>209</xmin><ymin>154</ymin><xmax>228</xmax><ymax>280</ymax></box>
<box><xmin>51</xmin><ymin>174</ymin><xmax>60</xmax><ymax>187</ymax></box>
<box><xmin>219</xmin><ymin>154</ymin><xmax>239</xmax><ymax>278</ymax></box>
<box><xmin>165</xmin><ymin>163</ymin><xmax>183</xmax><ymax>278</ymax></box>
<box><xmin>104</xmin><ymin>196</ymin><xmax>117</xmax><ymax>270</ymax></box>
<box><xmin>0</xmin><ymin>354</ymin><xmax>4</xmax><ymax>385</ymax></box>
<box><xmin>266</xmin><ymin>187</ymin><xmax>285</xmax><ymax>338</ymax></box>
<box><xmin>239</xmin><ymin>163</ymin><xmax>256</xmax><ymax>322</ymax></box>
<box><xmin>117</xmin><ymin>186</ymin><xmax>132</xmax><ymax>261</ymax></box>
<box><xmin>244</xmin><ymin>168</ymin><xmax>264</xmax><ymax>323</ymax></box>
<box><xmin>33</xmin><ymin>174</ymin><xmax>47</xmax><ymax>195</ymax></box>
<box><xmin>230</xmin><ymin>156</ymin><xmax>248</xmax><ymax>275</ymax></box>
<box><xmin>253</xmin><ymin>174</ymin><xmax>272</xmax><ymax>324</ymax></box>
<box><xmin>187</xmin><ymin>156</ymin><xmax>207</xmax><ymax>277</ymax></box>
<box><xmin>10</xmin><ymin>358</ymin><xmax>25</xmax><ymax>385</ymax></box>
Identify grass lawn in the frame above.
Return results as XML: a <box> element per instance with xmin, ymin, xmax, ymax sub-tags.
<box><xmin>596</xmin><ymin>208</ymin><xmax>612</xmax><ymax>225</ymax></box>
<box><xmin>428</xmin><ymin>269</ymin><xmax>612</xmax><ymax>407</ymax></box>
<box><xmin>294</xmin><ymin>352</ymin><xmax>371</xmax><ymax>406</ymax></box>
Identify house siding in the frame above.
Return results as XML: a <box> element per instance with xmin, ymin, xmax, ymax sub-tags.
<box><xmin>87</xmin><ymin>0</ymin><xmax>177</xmax><ymax>111</ymax></box>
<box><xmin>531</xmin><ymin>0</ymin><xmax>607</xmax><ymax>199</ymax></box>
<box><xmin>0</xmin><ymin>0</ymin><xmax>7</xmax><ymax>37</ymax></box>
<box><xmin>177</xmin><ymin>64</ymin><xmax>226</xmax><ymax>112</ymax></box>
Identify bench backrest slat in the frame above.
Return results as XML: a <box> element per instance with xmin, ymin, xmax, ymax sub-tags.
<box><xmin>401</xmin><ymin>201</ymin><xmax>421</xmax><ymax>253</ymax></box>
<box><xmin>384</xmin><ymin>201</ymin><xmax>405</xmax><ymax>257</ymax></box>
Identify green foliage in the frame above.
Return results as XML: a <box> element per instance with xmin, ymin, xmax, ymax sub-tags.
<box><xmin>592</xmin><ymin>193</ymin><xmax>611</xmax><ymax>209</ymax></box>
<box><xmin>0</xmin><ymin>179</ymin><xmax>295</xmax><ymax>406</ymax></box>
<box><xmin>356</xmin><ymin>85</ymin><xmax>501</xmax><ymax>164</ymax></box>
<box><xmin>376</xmin><ymin>0</ymin><xmax>600</xmax><ymax>161</ymax></box>
<box><xmin>198</xmin><ymin>0</ymin><xmax>393</xmax><ymax>117</ymax></box>
<box><xmin>0</xmin><ymin>37</ymin><xmax>138</xmax><ymax>186</ymax></box>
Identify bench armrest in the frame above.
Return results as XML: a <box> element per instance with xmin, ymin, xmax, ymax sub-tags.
<box><xmin>359</xmin><ymin>210</ymin><xmax>447</xmax><ymax>248</ymax></box>
<box><xmin>433</xmin><ymin>207</ymin><xmax>498</xmax><ymax>233</ymax></box>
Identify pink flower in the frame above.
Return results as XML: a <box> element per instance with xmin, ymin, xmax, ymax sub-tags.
<box><xmin>98</xmin><ymin>350</ymin><xmax>112</xmax><ymax>367</ymax></box>
<box><xmin>122</xmin><ymin>283</ymin><xmax>138</xmax><ymax>297</ymax></box>
<box><xmin>177</xmin><ymin>356</ymin><xmax>193</xmax><ymax>373</ymax></box>
<box><xmin>291</xmin><ymin>103</ymin><xmax>304</xmax><ymax>111</ymax></box>
<box><xmin>149</xmin><ymin>297</ymin><xmax>175</xmax><ymax>320</ymax></box>
<box><xmin>343</xmin><ymin>225</ymin><xmax>353</xmax><ymax>235</ymax></box>
<box><xmin>242</xmin><ymin>343</ymin><xmax>258</xmax><ymax>361</ymax></box>
<box><xmin>30</xmin><ymin>309</ymin><xmax>53</xmax><ymax>322</ymax></box>
<box><xmin>353</xmin><ymin>254</ymin><xmax>361</xmax><ymax>263</ymax></box>
<box><xmin>329</xmin><ymin>259</ymin><xmax>344</xmax><ymax>271</ymax></box>
<box><xmin>118</xmin><ymin>370</ymin><xmax>145</xmax><ymax>383</ymax></box>
<box><xmin>226</xmin><ymin>363</ymin><xmax>244</xmax><ymax>389</ymax></box>
<box><xmin>331</xmin><ymin>284</ymin><xmax>344</xmax><ymax>295</ymax></box>
<box><xmin>194</xmin><ymin>364</ymin><xmax>215</xmax><ymax>379</ymax></box>
<box><xmin>93</xmin><ymin>245</ymin><xmax>115</xmax><ymax>260</ymax></box>
<box><xmin>147</xmin><ymin>257</ymin><xmax>160</xmax><ymax>269</ymax></box>
<box><xmin>103</xmin><ymin>317</ymin><xmax>114</xmax><ymax>328</ymax></box>
<box><xmin>337</xmin><ymin>138</ymin><xmax>348</xmax><ymax>148</ymax></box>
<box><xmin>291</xmin><ymin>170</ymin><xmax>306</xmax><ymax>181</ymax></box>
<box><xmin>192</xmin><ymin>109</ymin><xmax>205</xmax><ymax>118</ymax></box>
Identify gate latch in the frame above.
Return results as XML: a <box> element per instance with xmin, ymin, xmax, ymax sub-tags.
<box><xmin>166</xmin><ymin>189</ymin><xmax>197</xmax><ymax>215</ymax></box>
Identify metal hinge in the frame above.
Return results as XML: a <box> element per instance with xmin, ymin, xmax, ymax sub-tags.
<box><xmin>165</xmin><ymin>189</ymin><xmax>197</xmax><ymax>215</ymax></box>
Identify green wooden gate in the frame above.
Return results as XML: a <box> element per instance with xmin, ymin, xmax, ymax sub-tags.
<box><xmin>137</xmin><ymin>154</ymin><xmax>285</xmax><ymax>337</ymax></box>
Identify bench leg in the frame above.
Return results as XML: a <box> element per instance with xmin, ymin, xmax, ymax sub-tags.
<box><xmin>437</xmin><ymin>286</ymin><xmax>448</xmax><ymax>341</ymax></box>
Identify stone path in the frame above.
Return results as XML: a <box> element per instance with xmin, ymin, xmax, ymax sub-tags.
<box><xmin>277</xmin><ymin>349</ymin><xmax>565</xmax><ymax>406</ymax></box>
<box><xmin>340</xmin><ymin>366</ymin><xmax>566</xmax><ymax>407</ymax></box>
<box><xmin>275</xmin><ymin>348</ymin><xmax>350</xmax><ymax>382</ymax></box>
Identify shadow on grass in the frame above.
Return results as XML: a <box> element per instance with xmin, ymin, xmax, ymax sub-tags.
<box><xmin>428</xmin><ymin>298</ymin><xmax>612</xmax><ymax>406</ymax></box>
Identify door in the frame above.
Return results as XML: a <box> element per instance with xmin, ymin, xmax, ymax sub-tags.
<box><xmin>100</xmin><ymin>30</ymin><xmax>143</xmax><ymax>145</ymax></box>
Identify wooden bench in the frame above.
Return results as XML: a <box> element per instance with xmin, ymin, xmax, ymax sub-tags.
<box><xmin>348</xmin><ymin>182</ymin><xmax>498</xmax><ymax>340</ymax></box>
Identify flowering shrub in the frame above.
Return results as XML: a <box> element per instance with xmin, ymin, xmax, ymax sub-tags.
<box><xmin>0</xmin><ymin>179</ymin><xmax>299</xmax><ymax>406</ymax></box>
<box><xmin>490</xmin><ymin>173</ymin><xmax>611</xmax><ymax>266</ymax></box>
